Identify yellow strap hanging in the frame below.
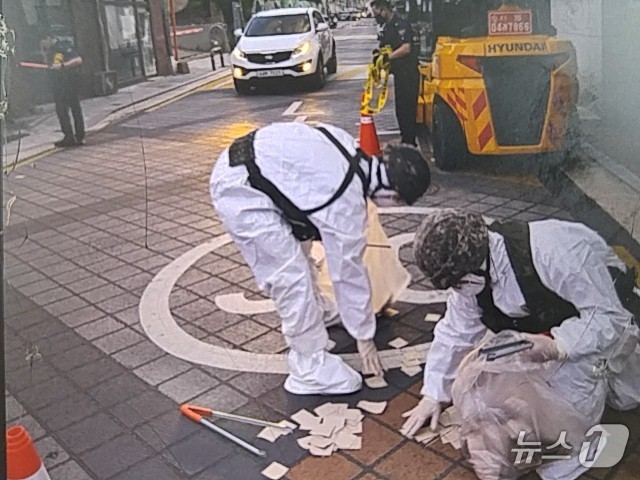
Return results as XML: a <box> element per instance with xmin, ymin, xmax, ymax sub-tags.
<box><xmin>361</xmin><ymin>46</ymin><xmax>392</xmax><ymax>116</ymax></box>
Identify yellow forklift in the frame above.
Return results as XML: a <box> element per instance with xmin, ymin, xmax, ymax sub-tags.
<box><xmin>416</xmin><ymin>0</ymin><xmax>579</xmax><ymax>170</ymax></box>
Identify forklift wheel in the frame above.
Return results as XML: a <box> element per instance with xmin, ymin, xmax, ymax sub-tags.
<box><xmin>432</xmin><ymin>99</ymin><xmax>468</xmax><ymax>171</ymax></box>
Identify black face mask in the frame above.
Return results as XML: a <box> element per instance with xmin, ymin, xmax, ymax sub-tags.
<box><xmin>374</xmin><ymin>14</ymin><xmax>386</xmax><ymax>26</ymax></box>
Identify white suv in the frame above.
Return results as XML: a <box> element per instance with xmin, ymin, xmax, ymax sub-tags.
<box><xmin>231</xmin><ymin>8</ymin><xmax>337</xmax><ymax>94</ymax></box>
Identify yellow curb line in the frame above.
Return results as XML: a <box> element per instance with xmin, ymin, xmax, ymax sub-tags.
<box><xmin>3</xmin><ymin>147</ymin><xmax>58</xmax><ymax>173</ymax></box>
<box><xmin>146</xmin><ymin>73</ymin><xmax>232</xmax><ymax>112</ymax></box>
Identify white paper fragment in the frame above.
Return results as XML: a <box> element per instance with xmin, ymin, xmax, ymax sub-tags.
<box><xmin>443</xmin><ymin>406</ymin><xmax>461</xmax><ymax>426</ymax></box>
<box><xmin>291</xmin><ymin>409</ymin><xmax>321</xmax><ymax>431</ymax></box>
<box><xmin>261</xmin><ymin>462</ymin><xmax>289</xmax><ymax>480</ymax></box>
<box><xmin>414</xmin><ymin>427</ymin><xmax>439</xmax><ymax>444</ymax></box>
<box><xmin>335</xmin><ymin>430</ymin><xmax>362</xmax><ymax>450</ymax></box>
<box><xmin>357</xmin><ymin>400</ymin><xmax>388</xmax><ymax>415</ymax></box>
<box><xmin>401</xmin><ymin>356</ymin><xmax>423</xmax><ymax>368</ymax></box>
<box><xmin>310</xmin><ymin>421</ymin><xmax>337</xmax><ymax>438</ymax></box>
<box><xmin>344</xmin><ymin>409</ymin><xmax>364</xmax><ymax>422</ymax></box>
<box><xmin>314</xmin><ymin>403</ymin><xmax>339</xmax><ymax>418</ymax></box>
<box><xmin>342</xmin><ymin>422</ymin><xmax>363</xmax><ymax>434</ymax></box>
<box><xmin>383</xmin><ymin>307</ymin><xmax>399</xmax><ymax>317</ymax></box>
<box><xmin>388</xmin><ymin>337</ymin><xmax>409</xmax><ymax>349</ymax></box>
<box><xmin>257</xmin><ymin>427</ymin><xmax>281</xmax><ymax>443</ymax></box>
<box><xmin>365</xmin><ymin>375</ymin><xmax>388</xmax><ymax>389</ymax></box>
<box><xmin>297</xmin><ymin>436</ymin><xmax>314</xmax><ymax>450</ymax></box>
<box><xmin>323</xmin><ymin>416</ymin><xmax>346</xmax><ymax>433</ymax></box>
<box><xmin>424</xmin><ymin>313</ymin><xmax>442</xmax><ymax>322</ymax></box>
<box><xmin>310</xmin><ymin>444</ymin><xmax>334</xmax><ymax>457</ymax></box>
<box><xmin>401</xmin><ymin>365</ymin><xmax>423</xmax><ymax>377</ymax></box>
<box><xmin>278</xmin><ymin>420</ymin><xmax>297</xmax><ymax>431</ymax></box>
<box><xmin>308</xmin><ymin>435</ymin><xmax>335</xmax><ymax>449</ymax></box>
<box><xmin>325</xmin><ymin>339</ymin><xmax>337</xmax><ymax>351</ymax></box>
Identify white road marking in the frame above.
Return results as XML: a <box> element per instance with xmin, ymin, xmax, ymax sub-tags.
<box><xmin>377</xmin><ymin>130</ymin><xmax>401</xmax><ymax>136</ymax></box>
<box><xmin>283</xmin><ymin>101</ymin><xmax>303</xmax><ymax>116</ymax></box>
<box><xmin>294</xmin><ymin>115</ymin><xmax>307</xmax><ymax>122</ymax></box>
<box><xmin>139</xmin><ymin>207</ymin><xmax>491</xmax><ymax>373</ymax></box>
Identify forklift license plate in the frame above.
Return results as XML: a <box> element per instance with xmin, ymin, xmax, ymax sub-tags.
<box><xmin>488</xmin><ymin>10</ymin><xmax>533</xmax><ymax>36</ymax></box>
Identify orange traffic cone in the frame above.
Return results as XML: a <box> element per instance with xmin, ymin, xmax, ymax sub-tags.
<box><xmin>359</xmin><ymin>114</ymin><xmax>382</xmax><ymax>157</ymax></box>
<box><xmin>7</xmin><ymin>426</ymin><xmax>51</xmax><ymax>480</ymax></box>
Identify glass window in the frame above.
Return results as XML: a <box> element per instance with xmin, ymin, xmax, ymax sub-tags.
<box><xmin>313</xmin><ymin>11</ymin><xmax>324</xmax><ymax>27</ymax></box>
<box><xmin>245</xmin><ymin>14</ymin><xmax>311</xmax><ymax>36</ymax></box>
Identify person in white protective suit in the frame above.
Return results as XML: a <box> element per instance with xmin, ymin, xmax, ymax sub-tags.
<box><xmin>210</xmin><ymin>122</ymin><xmax>430</xmax><ymax>395</ymax></box>
<box><xmin>402</xmin><ymin>209</ymin><xmax>640</xmax><ymax>479</ymax></box>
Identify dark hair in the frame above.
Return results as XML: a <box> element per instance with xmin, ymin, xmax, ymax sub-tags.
<box><xmin>370</xmin><ymin>0</ymin><xmax>391</xmax><ymax>10</ymax></box>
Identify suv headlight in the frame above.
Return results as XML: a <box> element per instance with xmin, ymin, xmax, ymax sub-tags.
<box><xmin>292</xmin><ymin>41</ymin><xmax>312</xmax><ymax>58</ymax></box>
<box><xmin>232</xmin><ymin>48</ymin><xmax>246</xmax><ymax>60</ymax></box>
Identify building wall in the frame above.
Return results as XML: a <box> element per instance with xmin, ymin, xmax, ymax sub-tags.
<box><xmin>551</xmin><ymin>0</ymin><xmax>603</xmax><ymax>113</ymax></box>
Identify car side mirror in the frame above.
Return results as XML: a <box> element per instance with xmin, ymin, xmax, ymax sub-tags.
<box><xmin>317</xmin><ymin>23</ymin><xmax>329</xmax><ymax>32</ymax></box>
<box><xmin>234</xmin><ymin>28</ymin><xmax>243</xmax><ymax>38</ymax></box>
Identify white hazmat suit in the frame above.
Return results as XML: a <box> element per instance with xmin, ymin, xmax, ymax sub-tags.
<box><xmin>210</xmin><ymin>122</ymin><xmax>386</xmax><ymax>395</ymax></box>
<box><xmin>421</xmin><ymin>220</ymin><xmax>640</xmax><ymax>479</ymax></box>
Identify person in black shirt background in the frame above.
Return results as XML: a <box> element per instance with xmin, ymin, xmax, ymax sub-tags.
<box><xmin>40</xmin><ymin>33</ymin><xmax>85</xmax><ymax>148</ymax></box>
<box><xmin>370</xmin><ymin>0</ymin><xmax>419</xmax><ymax>146</ymax></box>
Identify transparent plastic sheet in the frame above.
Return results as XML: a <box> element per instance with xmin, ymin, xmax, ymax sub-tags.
<box><xmin>451</xmin><ymin>331</ymin><xmax>593</xmax><ymax>480</ymax></box>
<box><xmin>311</xmin><ymin>200</ymin><xmax>411</xmax><ymax>313</ymax></box>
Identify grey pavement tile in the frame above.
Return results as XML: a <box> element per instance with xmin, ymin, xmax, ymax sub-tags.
<box><xmin>50</xmin><ymin>344</ymin><xmax>104</xmax><ymax>371</ymax></box>
<box><xmin>229</xmin><ymin>372</ymin><xmax>286</xmax><ymax>399</ymax></box>
<box><xmin>113</xmin><ymin>306</ymin><xmax>140</xmax><ymax>326</ymax></box>
<box><xmin>133</xmin><ymin>411</ymin><xmax>200</xmax><ymax>452</ymax></box>
<box><xmin>504</xmin><ymin>199</ymin><xmax>534</xmax><ymax>211</ymax></box>
<box><xmin>173</xmin><ymin>298</ymin><xmax>218</xmax><ymax>321</ymax></box>
<box><xmin>36</xmin><ymin>436</ymin><xmax>70</xmax><ymax>470</ymax></box>
<box><xmin>111</xmin><ymin>456</ymin><xmax>182</xmax><ymax>480</ymax></box>
<box><xmin>17</xmin><ymin>279</ymin><xmax>60</xmax><ymax>297</ymax></box>
<box><xmin>116</xmin><ymin>271</ymin><xmax>154</xmax><ymax>292</ymax></box>
<box><xmin>59</xmin><ymin>305</ymin><xmax>107</xmax><ymax>328</ymax></box>
<box><xmin>6</xmin><ymin>363</ymin><xmax>58</xmax><ymax>393</ymax></box>
<box><xmin>6</xmin><ymin>395</ymin><xmax>26</xmax><ymax>422</ymax></box>
<box><xmin>252</xmin><ymin>312</ymin><xmax>282</xmax><ymax>330</ymax></box>
<box><xmin>164</xmin><ymin>429</ymin><xmax>233</xmax><ymax>476</ymax></box>
<box><xmin>198</xmin><ymin>257</ymin><xmax>237</xmax><ymax>276</ymax></box>
<box><xmin>45</xmin><ymin>296</ymin><xmax>90</xmax><ymax>316</ymax></box>
<box><xmin>158</xmin><ymin>369</ymin><xmax>219</xmax><ymax>404</ymax></box>
<box><xmin>197</xmin><ymin>365</ymin><xmax>240</xmax><ymax>382</ymax></box>
<box><xmin>70</xmin><ymin>357</ymin><xmax>122</xmax><ymax>389</ymax></box>
<box><xmin>486</xmin><ymin>206</ymin><xmax>521</xmax><ymax>219</ymax></box>
<box><xmin>8</xmin><ymin>270</ymin><xmax>47</xmax><ymax>288</ymax></box>
<box><xmin>217</xmin><ymin>320</ymin><xmax>269</xmax><ymax>346</ymax></box>
<box><xmin>93</xmin><ymin>328</ymin><xmax>144</xmax><ymax>354</ymax></box>
<box><xmin>56</xmin><ymin>412</ymin><xmax>123</xmax><ymax>453</ymax></box>
<box><xmin>36</xmin><ymin>330</ymin><xmax>85</xmax><ymax>357</ymax></box>
<box><xmin>512</xmin><ymin>211</ymin><xmax>546</xmax><ymax>222</ymax></box>
<box><xmin>191</xmin><ymin>385</ymin><xmax>249</xmax><ymax>414</ymax></box>
<box><xmin>52</xmin><ymin>268</ymin><xmax>93</xmax><ymax>286</ymax></box>
<box><xmin>527</xmin><ymin>204</ymin><xmax>561</xmax><ymax>216</ymax></box>
<box><xmin>169</xmin><ymin>288</ymin><xmax>201</xmax><ymax>310</ymax></box>
<box><xmin>187</xmin><ymin>277</ymin><xmax>233</xmax><ymax>299</ymax></box>
<box><xmin>95</xmin><ymin>292</ymin><xmax>140</xmax><ymax>315</ymax></box>
<box><xmin>242</xmin><ymin>331</ymin><xmax>287</xmax><ymax>354</ymax></box>
<box><xmin>81</xmin><ymin>433</ymin><xmax>153</xmax><ymax>479</ymax></box>
<box><xmin>479</xmin><ymin>195</ymin><xmax>512</xmax><ymax>206</ymax></box>
<box><xmin>110</xmin><ymin>390</ymin><xmax>175</xmax><ymax>428</ymax></box>
<box><xmin>133</xmin><ymin>355</ymin><xmax>192</xmax><ymax>386</ymax></box>
<box><xmin>30</xmin><ymin>287</ymin><xmax>74</xmax><ymax>306</ymax></box>
<box><xmin>119</xmin><ymin>248</ymin><xmax>156</xmax><ymax>264</ymax></box>
<box><xmin>29</xmin><ymin>254</ymin><xmax>68</xmax><ymax>269</ymax></box>
<box><xmin>80</xmin><ymin>284</ymin><xmax>127</xmax><ymax>304</ymax></box>
<box><xmin>75</xmin><ymin>317</ymin><xmax>124</xmax><ymax>341</ymax></box>
<box><xmin>192</xmin><ymin>310</ymin><xmax>243</xmax><ymax>335</ymax></box>
<box><xmin>180</xmin><ymin>323</ymin><xmax>209</xmax><ymax>340</ymax></box>
<box><xmin>176</xmin><ymin>268</ymin><xmax>215</xmax><ymax>288</ymax></box>
<box><xmin>49</xmin><ymin>461</ymin><xmax>94</xmax><ymax>480</ymax></box>
<box><xmin>88</xmin><ymin>372</ymin><xmax>148</xmax><ymax>408</ymax></box>
<box><xmin>101</xmin><ymin>264</ymin><xmax>146</xmax><ymax>282</ymax></box>
<box><xmin>218</xmin><ymin>266</ymin><xmax>254</xmax><ymax>284</ymax></box>
<box><xmin>20</xmin><ymin>317</ymin><xmax>68</xmax><ymax>342</ymax></box>
<box><xmin>202</xmin><ymin>335</ymin><xmax>234</xmax><ymax>349</ymax></box>
<box><xmin>9</xmin><ymin>414</ymin><xmax>46</xmax><ymax>441</ymax></box>
<box><xmin>39</xmin><ymin>261</ymin><xmax>79</xmax><ymax>278</ymax></box>
<box><xmin>66</xmin><ymin>276</ymin><xmax>109</xmax><ymax>295</ymax></box>
<box><xmin>37</xmin><ymin>393</ymin><xmax>101</xmax><ymax>431</ymax></box>
<box><xmin>134</xmin><ymin>255</ymin><xmax>172</xmax><ymax>272</ymax></box>
<box><xmin>113</xmin><ymin>340</ymin><xmax>165</xmax><ymax>369</ymax></box>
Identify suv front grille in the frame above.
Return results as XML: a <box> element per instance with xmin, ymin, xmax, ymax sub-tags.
<box><xmin>246</xmin><ymin>51</ymin><xmax>292</xmax><ymax>64</ymax></box>
<box><xmin>481</xmin><ymin>55</ymin><xmax>555</xmax><ymax>146</ymax></box>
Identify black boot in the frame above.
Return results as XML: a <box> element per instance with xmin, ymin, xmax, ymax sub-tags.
<box><xmin>54</xmin><ymin>136</ymin><xmax>77</xmax><ymax>148</ymax></box>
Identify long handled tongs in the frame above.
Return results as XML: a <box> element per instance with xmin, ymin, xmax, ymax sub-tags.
<box><xmin>180</xmin><ymin>404</ymin><xmax>293</xmax><ymax>457</ymax></box>
<box><xmin>479</xmin><ymin>339</ymin><xmax>534</xmax><ymax>361</ymax></box>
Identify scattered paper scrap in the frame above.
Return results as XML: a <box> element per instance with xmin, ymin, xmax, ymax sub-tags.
<box><xmin>261</xmin><ymin>462</ymin><xmax>289</xmax><ymax>480</ymax></box>
<box><xmin>388</xmin><ymin>337</ymin><xmax>409</xmax><ymax>349</ymax></box>
<box><xmin>424</xmin><ymin>313</ymin><xmax>442</xmax><ymax>322</ymax></box>
<box><xmin>357</xmin><ymin>400</ymin><xmax>387</xmax><ymax>415</ymax></box>
<box><xmin>325</xmin><ymin>339</ymin><xmax>337</xmax><ymax>351</ymax></box>
<box><xmin>365</xmin><ymin>375</ymin><xmax>388</xmax><ymax>389</ymax></box>
<box><xmin>294</xmin><ymin>402</ymin><xmax>365</xmax><ymax>456</ymax></box>
<box><xmin>291</xmin><ymin>409</ymin><xmax>321</xmax><ymax>431</ymax></box>
<box><xmin>413</xmin><ymin>427</ymin><xmax>439</xmax><ymax>445</ymax></box>
<box><xmin>383</xmin><ymin>307</ymin><xmax>399</xmax><ymax>317</ymax></box>
<box><xmin>257</xmin><ymin>420</ymin><xmax>296</xmax><ymax>443</ymax></box>
<box><xmin>407</xmin><ymin>406</ymin><xmax>463</xmax><ymax>451</ymax></box>
<box><xmin>401</xmin><ymin>365</ymin><xmax>422</xmax><ymax>377</ymax></box>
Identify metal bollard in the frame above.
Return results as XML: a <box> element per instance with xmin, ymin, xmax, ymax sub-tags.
<box><xmin>210</xmin><ymin>49</ymin><xmax>217</xmax><ymax>71</ymax></box>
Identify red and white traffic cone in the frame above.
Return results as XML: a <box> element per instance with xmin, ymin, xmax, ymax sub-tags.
<box><xmin>359</xmin><ymin>114</ymin><xmax>382</xmax><ymax>157</ymax></box>
<box><xmin>7</xmin><ymin>425</ymin><xmax>51</xmax><ymax>480</ymax></box>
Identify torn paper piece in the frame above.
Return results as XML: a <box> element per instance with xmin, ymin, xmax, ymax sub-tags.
<box><xmin>257</xmin><ymin>427</ymin><xmax>282</xmax><ymax>443</ymax></box>
<box><xmin>313</xmin><ymin>403</ymin><xmax>348</xmax><ymax>418</ymax></box>
<box><xmin>310</xmin><ymin>444</ymin><xmax>334</xmax><ymax>457</ymax></box>
<box><xmin>342</xmin><ymin>422</ymin><xmax>363</xmax><ymax>435</ymax></box>
<box><xmin>365</xmin><ymin>375</ymin><xmax>388</xmax><ymax>389</ymax></box>
<box><xmin>310</xmin><ymin>421</ymin><xmax>337</xmax><ymax>438</ymax></box>
<box><xmin>344</xmin><ymin>409</ymin><xmax>364</xmax><ymax>422</ymax></box>
<box><xmin>401</xmin><ymin>356</ymin><xmax>423</xmax><ymax>368</ymax></box>
<box><xmin>335</xmin><ymin>431</ymin><xmax>363</xmax><ymax>450</ymax></box>
<box><xmin>325</xmin><ymin>339</ymin><xmax>337</xmax><ymax>351</ymax></box>
<box><xmin>440</xmin><ymin>427</ymin><xmax>461</xmax><ymax>448</ymax></box>
<box><xmin>261</xmin><ymin>462</ymin><xmax>289</xmax><ymax>480</ymax></box>
<box><xmin>383</xmin><ymin>307</ymin><xmax>399</xmax><ymax>317</ymax></box>
<box><xmin>414</xmin><ymin>427</ymin><xmax>439</xmax><ymax>444</ymax></box>
<box><xmin>357</xmin><ymin>400</ymin><xmax>387</xmax><ymax>415</ymax></box>
<box><xmin>401</xmin><ymin>365</ymin><xmax>422</xmax><ymax>377</ymax></box>
<box><xmin>308</xmin><ymin>435</ymin><xmax>334</xmax><ymax>449</ymax></box>
<box><xmin>424</xmin><ymin>313</ymin><xmax>442</xmax><ymax>322</ymax></box>
<box><xmin>297</xmin><ymin>436</ymin><xmax>314</xmax><ymax>450</ymax></box>
<box><xmin>279</xmin><ymin>420</ymin><xmax>297</xmax><ymax>431</ymax></box>
<box><xmin>291</xmin><ymin>409</ymin><xmax>321</xmax><ymax>431</ymax></box>
<box><xmin>441</xmin><ymin>406</ymin><xmax>461</xmax><ymax>426</ymax></box>
<box><xmin>323</xmin><ymin>416</ymin><xmax>346</xmax><ymax>433</ymax></box>
<box><xmin>388</xmin><ymin>337</ymin><xmax>409</xmax><ymax>349</ymax></box>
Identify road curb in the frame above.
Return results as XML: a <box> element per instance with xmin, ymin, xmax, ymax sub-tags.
<box><xmin>539</xmin><ymin>143</ymin><xmax>640</xmax><ymax>260</ymax></box>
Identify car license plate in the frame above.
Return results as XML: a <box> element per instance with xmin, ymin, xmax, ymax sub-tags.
<box><xmin>488</xmin><ymin>10</ymin><xmax>532</xmax><ymax>36</ymax></box>
<box><xmin>256</xmin><ymin>69</ymin><xmax>284</xmax><ymax>78</ymax></box>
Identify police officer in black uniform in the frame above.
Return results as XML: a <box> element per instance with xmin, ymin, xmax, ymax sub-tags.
<box><xmin>370</xmin><ymin>0</ymin><xmax>419</xmax><ymax>146</ymax></box>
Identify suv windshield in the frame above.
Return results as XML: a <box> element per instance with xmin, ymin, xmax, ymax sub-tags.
<box><xmin>245</xmin><ymin>14</ymin><xmax>311</xmax><ymax>36</ymax></box>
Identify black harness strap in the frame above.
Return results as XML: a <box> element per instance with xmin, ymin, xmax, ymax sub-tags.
<box><xmin>228</xmin><ymin>127</ymin><xmax>367</xmax><ymax>241</ymax></box>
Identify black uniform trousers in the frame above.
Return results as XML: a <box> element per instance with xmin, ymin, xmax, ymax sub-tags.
<box><xmin>393</xmin><ymin>68</ymin><xmax>420</xmax><ymax>146</ymax></box>
<box><xmin>53</xmin><ymin>75</ymin><xmax>85</xmax><ymax>141</ymax></box>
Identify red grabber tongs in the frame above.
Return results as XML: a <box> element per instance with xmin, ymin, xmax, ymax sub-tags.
<box><xmin>180</xmin><ymin>404</ymin><xmax>292</xmax><ymax>457</ymax></box>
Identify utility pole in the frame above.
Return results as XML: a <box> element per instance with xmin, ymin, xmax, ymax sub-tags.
<box><xmin>169</xmin><ymin>0</ymin><xmax>179</xmax><ymax>61</ymax></box>
<box><xmin>0</xmin><ymin>3</ymin><xmax>9</xmax><ymax>478</ymax></box>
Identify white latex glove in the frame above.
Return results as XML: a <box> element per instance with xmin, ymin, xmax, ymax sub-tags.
<box><xmin>401</xmin><ymin>395</ymin><xmax>442</xmax><ymax>438</ymax></box>
<box><xmin>357</xmin><ymin>339</ymin><xmax>384</xmax><ymax>377</ymax></box>
<box><xmin>518</xmin><ymin>333</ymin><xmax>567</xmax><ymax>363</ymax></box>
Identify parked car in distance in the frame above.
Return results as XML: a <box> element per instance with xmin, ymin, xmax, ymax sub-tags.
<box><xmin>231</xmin><ymin>8</ymin><xmax>337</xmax><ymax>94</ymax></box>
